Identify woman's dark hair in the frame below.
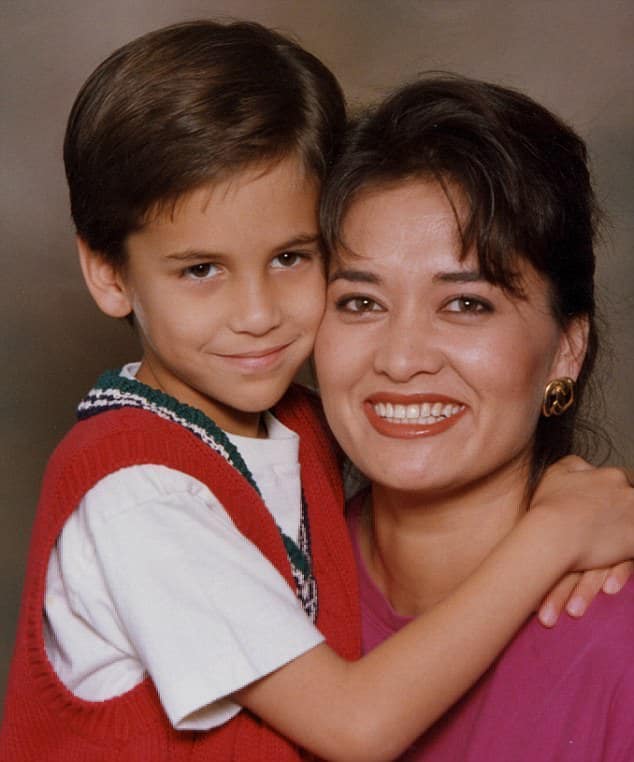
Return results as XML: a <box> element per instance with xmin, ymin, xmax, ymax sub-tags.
<box><xmin>321</xmin><ymin>75</ymin><xmax>603</xmax><ymax>486</ymax></box>
<box><xmin>64</xmin><ymin>19</ymin><xmax>346</xmax><ymax>264</ymax></box>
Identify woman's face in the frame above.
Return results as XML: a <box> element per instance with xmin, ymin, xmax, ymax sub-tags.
<box><xmin>314</xmin><ymin>179</ymin><xmax>586</xmax><ymax>496</ymax></box>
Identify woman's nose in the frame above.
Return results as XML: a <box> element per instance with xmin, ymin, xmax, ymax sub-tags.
<box><xmin>372</xmin><ymin>312</ymin><xmax>444</xmax><ymax>382</ymax></box>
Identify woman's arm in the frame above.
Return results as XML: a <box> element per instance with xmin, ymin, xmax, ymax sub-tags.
<box><xmin>236</xmin><ymin>458</ymin><xmax>634</xmax><ymax>762</ymax></box>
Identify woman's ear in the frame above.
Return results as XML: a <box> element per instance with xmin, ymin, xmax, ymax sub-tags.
<box><xmin>551</xmin><ymin>315</ymin><xmax>590</xmax><ymax>381</ymax></box>
<box><xmin>77</xmin><ymin>237</ymin><xmax>132</xmax><ymax>318</ymax></box>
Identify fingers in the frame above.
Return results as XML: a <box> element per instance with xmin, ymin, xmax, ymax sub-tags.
<box><xmin>602</xmin><ymin>560</ymin><xmax>634</xmax><ymax>594</ymax></box>
<box><xmin>537</xmin><ymin>567</ymin><xmax>616</xmax><ymax>627</ymax></box>
<box><xmin>562</xmin><ymin>568</ymin><xmax>610</xmax><ymax>618</ymax></box>
<box><xmin>537</xmin><ymin>573</ymin><xmax>581</xmax><ymax>627</ymax></box>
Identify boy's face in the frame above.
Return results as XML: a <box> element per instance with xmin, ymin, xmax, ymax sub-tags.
<box><xmin>92</xmin><ymin>156</ymin><xmax>324</xmax><ymax>436</ymax></box>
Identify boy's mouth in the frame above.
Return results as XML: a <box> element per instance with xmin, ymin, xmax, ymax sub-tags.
<box><xmin>224</xmin><ymin>343</ymin><xmax>291</xmax><ymax>359</ymax></box>
<box><xmin>218</xmin><ymin>342</ymin><xmax>293</xmax><ymax>371</ymax></box>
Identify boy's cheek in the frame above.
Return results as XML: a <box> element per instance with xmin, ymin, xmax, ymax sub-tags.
<box><xmin>299</xmin><ymin>270</ymin><xmax>327</xmax><ymax>327</ymax></box>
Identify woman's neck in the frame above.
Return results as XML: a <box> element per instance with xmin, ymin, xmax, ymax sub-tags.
<box><xmin>361</xmin><ymin>464</ymin><xmax>531</xmax><ymax>617</ymax></box>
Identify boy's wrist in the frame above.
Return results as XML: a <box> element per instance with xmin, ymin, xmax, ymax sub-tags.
<box><xmin>512</xmin><ymin>507</ymin><xmax>579</xmax><ymax>577</ymax></box>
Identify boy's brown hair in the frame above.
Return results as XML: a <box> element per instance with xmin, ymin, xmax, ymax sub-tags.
<box><xmin>64</xmin><ymin>20</ymin><xmax>346</xmax><ymax>264</ymax></box>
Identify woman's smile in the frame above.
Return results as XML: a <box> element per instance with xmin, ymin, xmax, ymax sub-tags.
<box><xmin>364</xmin><ymin>394</ymin><xmax>466</xmax><ymax>438</ymax></box>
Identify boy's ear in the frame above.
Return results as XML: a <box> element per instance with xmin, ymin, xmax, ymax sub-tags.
<box><xmin>551</xmin><ymin>315</ymin><xmax>589</xmax><ymax>382</ymax></box>
<box><xmin>77</xmin><ymin>237</ymin><xmax>133</xmax><ymax>318</ymax></box>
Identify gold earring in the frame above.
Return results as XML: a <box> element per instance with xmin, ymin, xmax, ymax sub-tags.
<box><xmin>542</xmin><ymin>377</ymin><xmax>575</xmax><ymax>417</ymax></box>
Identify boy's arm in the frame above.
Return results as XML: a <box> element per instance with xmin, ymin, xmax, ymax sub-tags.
<box><xmin>237</xmin><ymin>458</ymin><xmax>634</xmax><ymax>762</ymax></box>
<box><xmin>537</xmin><ymin>561</ymin><xmax>634</xmax><ymax>626</ymax></box>
<box><xmin>537</xmin><ymin>465</ymin><xmax>634</xmax><ymax>625</ymax></box>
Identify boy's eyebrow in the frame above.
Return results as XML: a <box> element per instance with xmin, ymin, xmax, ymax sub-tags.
<box><xmin>272</xmin><ymin>233</ymin><xmax>321</xmax><ymax>253</ymax></box>
<box><xmin>165</xmin><ymin>250</ymin><xmax>220</xmax><ymax>261</ymax></box>
<box><xmin>164</xmin><ymin>234</ymin><xmax>321</xmax><ymax>262</ymax></box>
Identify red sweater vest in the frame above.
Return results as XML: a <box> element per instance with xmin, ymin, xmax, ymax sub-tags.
<box><xmin>0</xmin><ymin>384</ymin><xmax>361</xmax><ymax>761</ymax></box>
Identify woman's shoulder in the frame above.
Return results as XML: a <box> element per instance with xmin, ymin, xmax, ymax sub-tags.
<box><xmin>459</xmin><ymin>579</ymin><xmax>634</xmax><ymax>758</ymax></box>
<box><xmin>514</xmin><ymin>577</ymin><xmax>634</xmax><ymax>683</ymax></box>
<box><xmin>584</xmin><ymin>576</ymin><xmax>634</xmax><ymax>635</ymax></box>
<box><xmin>548</xmin><ymin>577</ymin><xmax>634</xmax><ymax>647</ymax></box>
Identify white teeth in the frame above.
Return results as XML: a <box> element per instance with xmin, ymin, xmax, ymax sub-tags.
<box><xmin>372</xmin><ymin>401</ymin><xmax>463</xmax><ymax>424</ymax></box>
<box><xmin>406</xmin><ymin>404</ymin><xmax>419</xmax><ymax>419</ymax></box>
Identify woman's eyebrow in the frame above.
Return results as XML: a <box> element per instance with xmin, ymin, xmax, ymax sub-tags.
<box><xmin>328</xmin><ymin>268</ymin><xmax>381</xmax><ymax>285</ymax></box>
<box><xmin>433</xmin><ymin>270</ymin><xmax>483</xmax><ymax>283</ymax></box>
<box><xmin>329</xmin><ymin>268</ymin><xmax>483</xmax><ymax>285</ymax></box>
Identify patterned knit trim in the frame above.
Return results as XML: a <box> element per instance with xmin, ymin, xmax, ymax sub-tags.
<box><xmin>294</xmin><ymin>492</ymin><xmax>318</xmax><ymax>621</ymax></box>
<box><xmin>77</xmin><ymin>370</ymin><xmax>259</xmax><ymax>491</ymax></box>
<box><xmin>77</xmin><ymin>370</ymin><xmax>313</xmax><ymax>583</ymax></box>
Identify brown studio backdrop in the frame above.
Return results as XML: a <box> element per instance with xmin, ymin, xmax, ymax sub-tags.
<box><xmin>2</xmin><ymin>0</ymin><xmax>633</xmax><ymax>702</ymax></box>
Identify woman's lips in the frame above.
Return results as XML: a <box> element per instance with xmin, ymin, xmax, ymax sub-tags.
<box><xmin>364</xmin><ymin>394</ymin><xmax>466</xmax><ymax>438</ymax></box>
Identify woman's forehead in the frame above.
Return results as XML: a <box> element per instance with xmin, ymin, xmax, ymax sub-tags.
<box><xmin>335</xmin><ymin>176</ymin><xmax>542</xmax><ymax>298</ymax></box>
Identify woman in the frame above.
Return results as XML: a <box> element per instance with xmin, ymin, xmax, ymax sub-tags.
<box><xmin>316</xmin><ymin>76</ymin><xmax>634</xmax><ymax>760</ymax></box>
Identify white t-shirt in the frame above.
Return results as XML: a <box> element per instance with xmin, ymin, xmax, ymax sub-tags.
<box><xmin>43</xmin><ymin>365</ymin><xmax>324</xmax><ymax>730</ymax></box>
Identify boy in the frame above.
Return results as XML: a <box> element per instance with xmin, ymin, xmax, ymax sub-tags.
<box><xmin>2</xmin><ymin>20</ymin><xmax>634</xmax><ymax>762</ymax></box>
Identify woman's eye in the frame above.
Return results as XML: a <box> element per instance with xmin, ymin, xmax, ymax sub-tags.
<box><xmin>271</xmin><ymin>251</ymin><xmax>305</xmax><ymax>269</ymax></box>
<box><xmin>443</xmin><ymin>295</ymin><xmax>492</xmax><ymax>314</ymax></box>
<box><xmin>183</xmin><ymin>263</ymin><xmax>220</xmax><ymax>280</ymax></box>
<box><xmin>336</xmin><ymin>296</ymin><xmax>383</xmax><ymax>313</ymax></box>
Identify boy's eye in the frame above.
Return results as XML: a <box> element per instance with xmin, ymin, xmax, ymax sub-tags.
<box><xmin>442</xmin><ymin>295</ymin><xmax>492</xmax><ymax>314</ymax></box>
<box><xmin>335</xmin><ymin>295</ymin><xmax>384</xmax><ymax>313</ymax></box>
<box><xmin>184</xmin><ymin>263</ymin><xmax>220</xmax><ymax>280</ymax></box>
<box><xmin>271</xmin><ymin>251</ymin><xmax>305</xmax><ymax>269</ymax></box>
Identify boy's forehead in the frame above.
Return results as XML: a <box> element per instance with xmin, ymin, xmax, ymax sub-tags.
<box><xmin>127</xmin><ymin>155</ymin><xmax>321</xmax><ymax>258</ymax></box>
<box><xmin>143</xmin><ymin>155</ymin><xmax>319</xmax><ymax>226</ymax></box>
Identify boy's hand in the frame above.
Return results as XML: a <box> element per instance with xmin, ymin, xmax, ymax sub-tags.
<box><xmin>537</xmin><ymin>561</ymin><xmax>634</xmax><ymax>626</ymax></box>
<box><xmin>530</xmin><ymin>456</ymin><xmax>634</xmax><ymax>626</ymax></box>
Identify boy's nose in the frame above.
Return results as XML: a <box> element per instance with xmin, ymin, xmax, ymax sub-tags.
<box><xmin>229</xmin><ymin>279</ymin><xmax>282</xmax><ymax>336</ymax></box>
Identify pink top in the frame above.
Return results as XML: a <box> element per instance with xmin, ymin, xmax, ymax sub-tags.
<box><xmin>347</xmin><ymin>494</ymin><xmax>634</xmax><ymax>761</ymax></box>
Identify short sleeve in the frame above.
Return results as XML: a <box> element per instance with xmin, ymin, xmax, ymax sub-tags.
<box><xmin>47</xmin><ymin>464</ymin><xmax>324</xmax><ymax>730</ymax></box>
